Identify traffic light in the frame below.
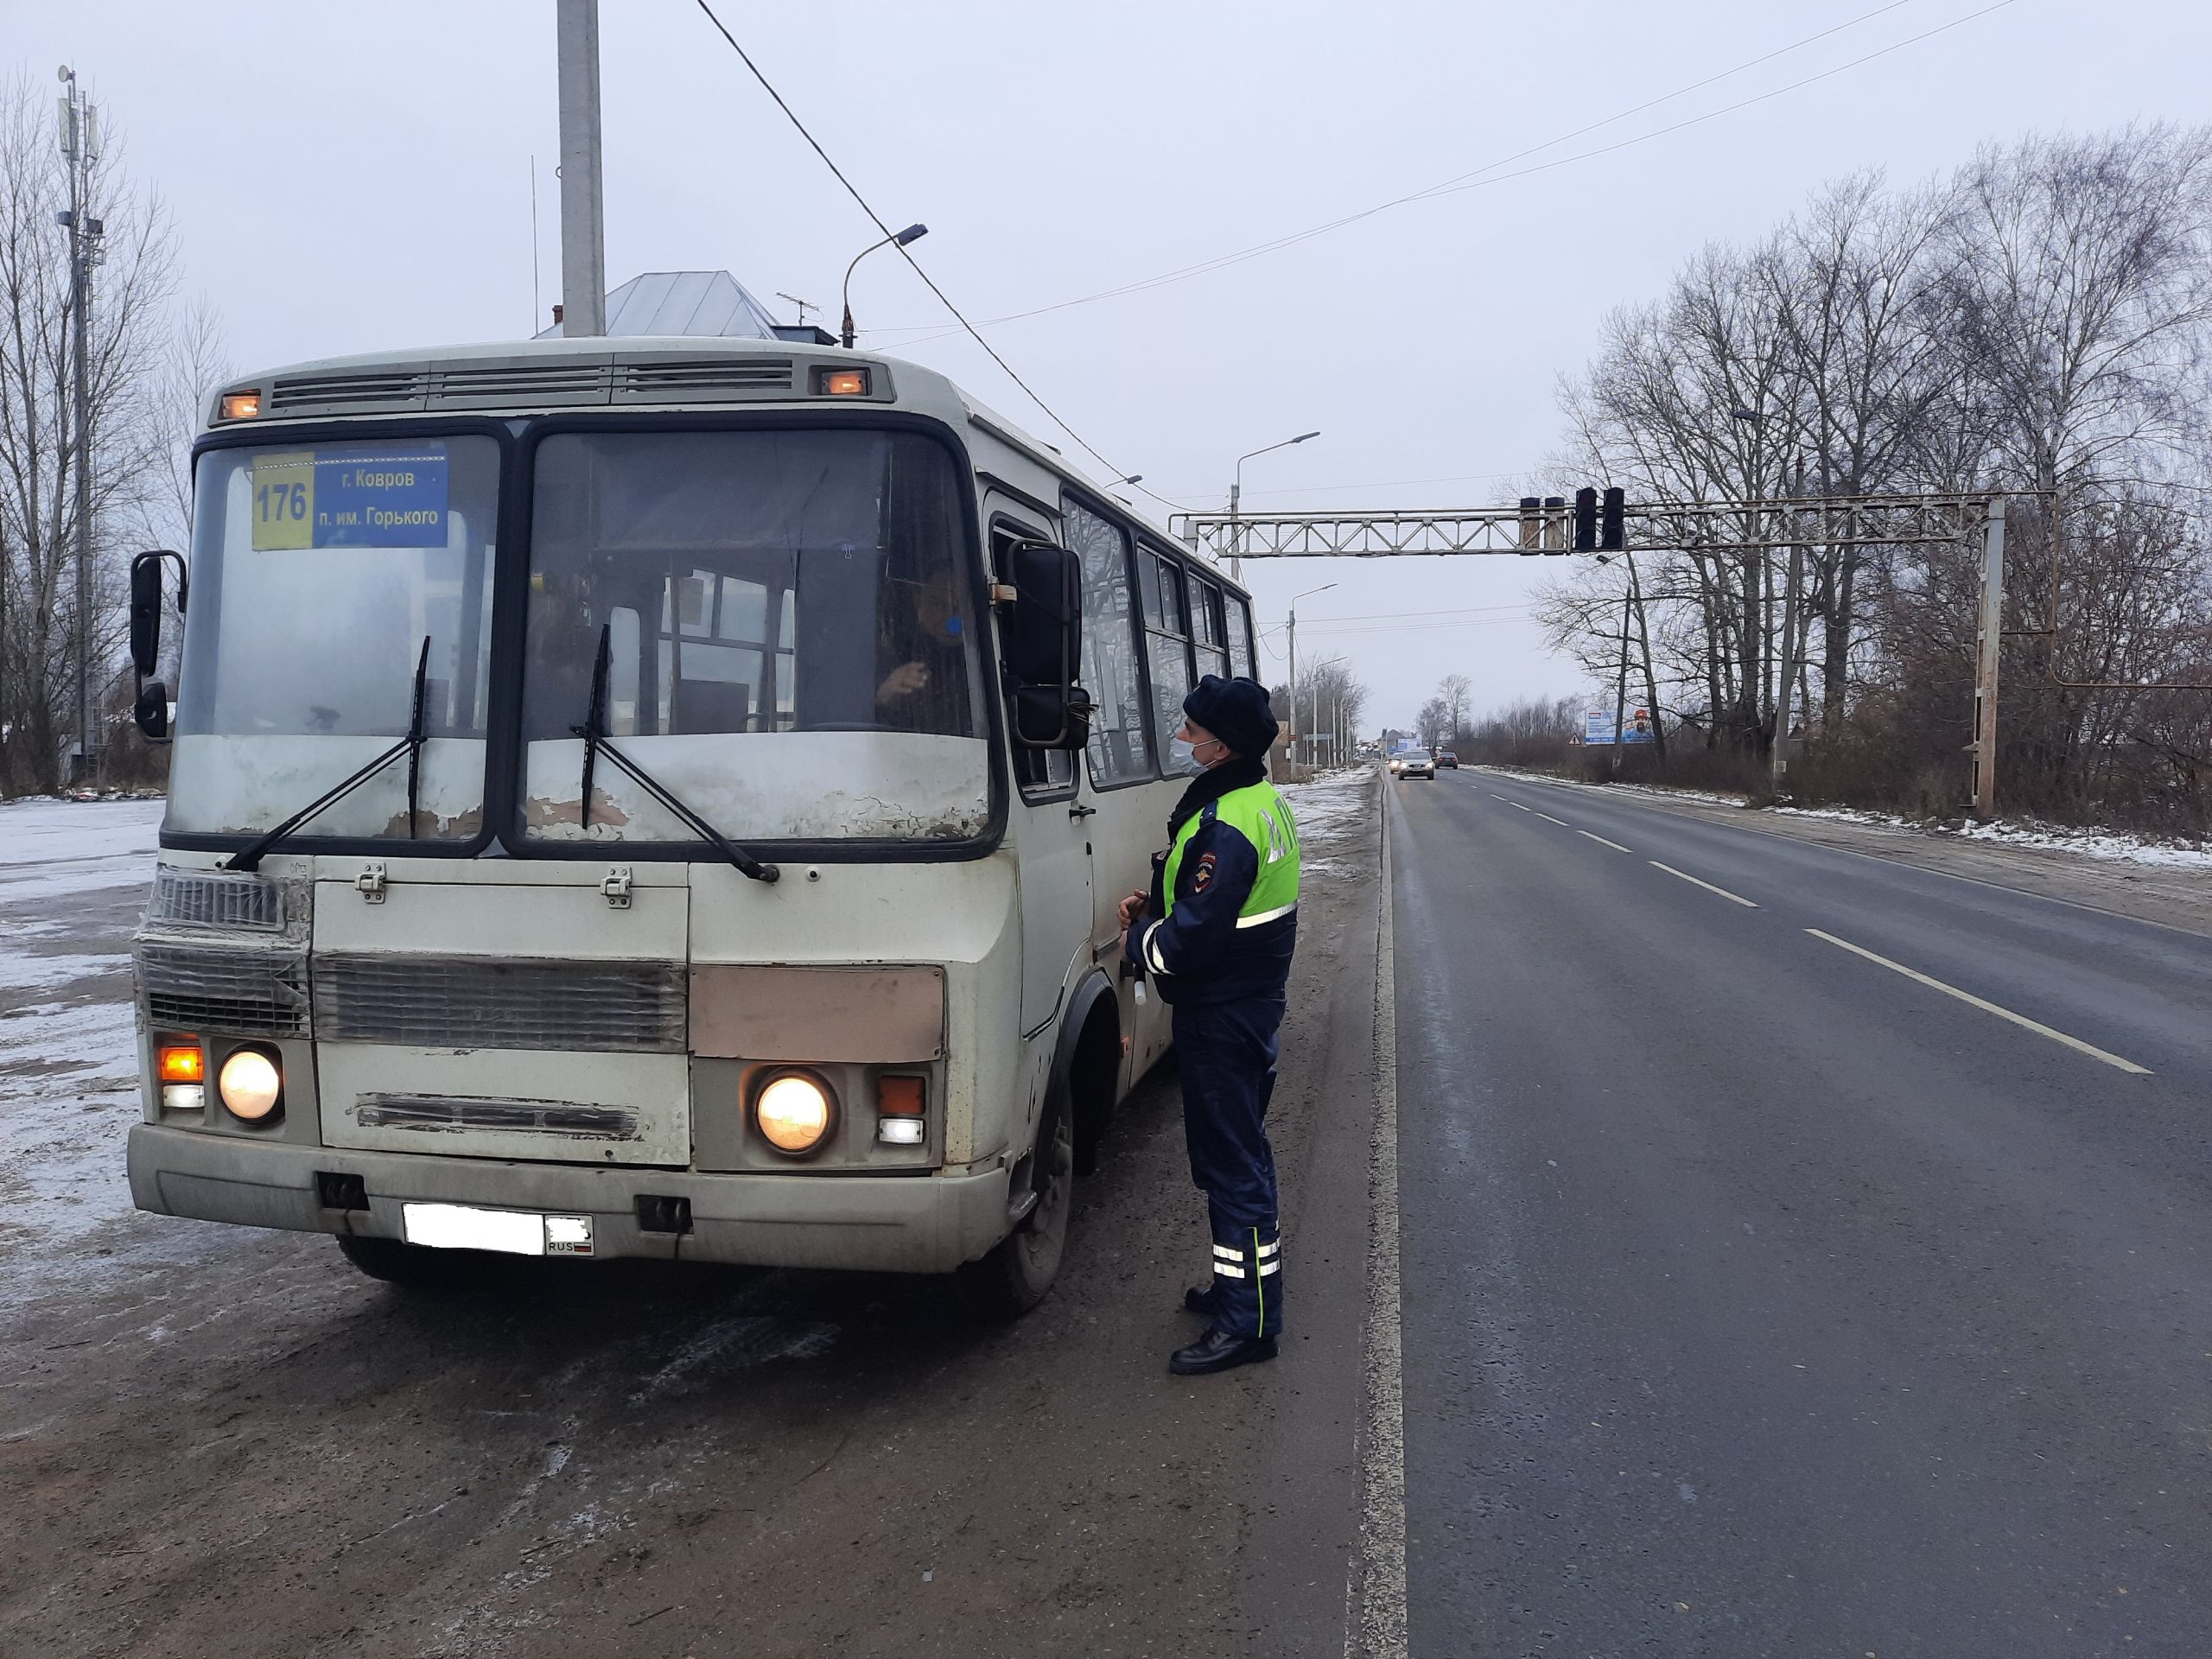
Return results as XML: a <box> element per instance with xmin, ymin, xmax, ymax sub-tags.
<box><xmin>1600</xmin><ymin>486</ymin><xmax>1625</xmax><ymax>552</ymax></box>
<box><xmin>1517</xmin><ymin>497</ymin><xmax>1541</xmax><ymax>553</ymax></box>
<box><xmin>1573</xmin><ymin>487</ymin><xmax>1598</xmax><ymax>551</ymax></box>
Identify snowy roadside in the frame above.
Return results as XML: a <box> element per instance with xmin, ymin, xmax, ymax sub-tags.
<box><xmin>0</xmin><ymin>798</ymin><xmax>164</xmax><ymax>1293</ymax></box>
<box><xmin>1281</xmin><ymin>766</ymin><xmax>1376</xmax><ymax>878</ymax></box>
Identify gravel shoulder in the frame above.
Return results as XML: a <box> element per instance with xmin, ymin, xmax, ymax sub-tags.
<box><xmin>1479</xmin><ymin>767</ymin><xmax>2212</xmax><ymax>938</ymax></box>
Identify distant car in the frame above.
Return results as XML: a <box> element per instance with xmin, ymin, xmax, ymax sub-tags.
<box><xmin>1435</xmin><ymin>750</ymin><xmax>1459</xmax><ymax>769</ymax></box>
<box><xmin>1397</xmin><ymin>750</ymin><xmax>1435</xmax><ymax>779</ymax></box>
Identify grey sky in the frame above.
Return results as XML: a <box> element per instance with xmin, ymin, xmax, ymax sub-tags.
<box><xmin>10</xmin><ymin>0</ymin><xmax>2209</xmax><ymax>729</ymax></box>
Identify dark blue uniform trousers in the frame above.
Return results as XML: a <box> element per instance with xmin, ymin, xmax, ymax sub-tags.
<box><xmin>1174</xmin><ymin>994</ymin><xmax>1286</xmax><ymax>1338</ymax></box>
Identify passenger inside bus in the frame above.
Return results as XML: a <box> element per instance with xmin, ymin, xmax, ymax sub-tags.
<box><xmin>874</xmin><ymin>563</ymin><xmax>971</xmax><ymax>733</ymax></box>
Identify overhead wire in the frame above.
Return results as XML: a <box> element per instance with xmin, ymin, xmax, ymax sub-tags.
<box><xmin>690</xmin><ymin>0</ymin><xmax>1152</xmax><ymax>497</ymax></box>
<box><xmin>861</xmin><ymin>0</ymin><xmax>2013</xmax><ymax>344</ymax></box>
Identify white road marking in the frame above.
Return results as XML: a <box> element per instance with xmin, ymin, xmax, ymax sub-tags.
<box><xmin>1505</xmin><ymin>799</ymin><xmax>1533</xmax><ymax>812</ymax></box>
<box><xmin>1805</xmin><ymin>928</ymin><xmax>2152</xmax><ymax>1075</ymax></box>
<box><xmin>1534</xmin><ymin>810</ymin><xmax>1569</xmax><ymax>827</ymax></box>
<box><xmin>1348</xmin><ymin>781</ymin><xmax>1408</xmax><ymax>1659</ymax></box>
<box><xmin>1650</xmin><ymin>861</ymin><xmax>1759</xmax><ymax>906</ymax></box>
<box><xmin>1578</xmin><ymin>830</ymin><xmax>1633</xmax><ymax>854</ymax></box>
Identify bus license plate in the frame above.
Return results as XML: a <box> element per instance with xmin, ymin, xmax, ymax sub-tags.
<box><xmin>403</xmin><ymin>1203</ymin><xmax>593</xmax><ymax>1257</ymax></box>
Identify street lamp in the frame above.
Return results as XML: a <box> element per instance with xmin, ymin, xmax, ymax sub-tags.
<box><xmin>1308</xmin><ymin>654</ymin><xmax>1349</xmax><ymax>768</ymax></box>
<box><xmin>841</xmin><ymin>222</ymin><xmax>928</xmax><ymax>349</ymax></box>
<box><xmin>1228</xmin><ymin>430</ymin><xmax>1319</xmax><ymax>580</ymax></box>
<box><xmin>1285</xmin><ymin>582</ymin><xmax>1335</xmax><ymax>771</ymax></box>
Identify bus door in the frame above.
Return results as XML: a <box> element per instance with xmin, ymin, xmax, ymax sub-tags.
<box><xmin>991</xmin><ymin>512</ymin><xmax>1093</xmax><ymax>1040</ymax></box>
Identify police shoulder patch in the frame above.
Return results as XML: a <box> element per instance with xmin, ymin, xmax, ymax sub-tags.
<box><xmin>1192</xmin><ymin>851</ymin><xmax>1217</xmax><ymax>893</ymax></box>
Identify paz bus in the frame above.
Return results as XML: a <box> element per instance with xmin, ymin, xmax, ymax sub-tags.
<box><xmin>122</xmin><ymin>331</ymin><xmax>1261</xmax><ymax>1312</ymax></box>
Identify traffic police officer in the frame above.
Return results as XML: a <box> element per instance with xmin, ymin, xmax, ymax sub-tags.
<box><xmin>1118</xmin><ymin>675</ymin><xmax>1300</xmax><ymax>1376</ymax></box>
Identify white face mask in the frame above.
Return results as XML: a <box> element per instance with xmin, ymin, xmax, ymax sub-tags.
<box><xmin>1170</xmin><ymin>737</ymin><xmax>1209</xmax><ymax>775</ymax></box>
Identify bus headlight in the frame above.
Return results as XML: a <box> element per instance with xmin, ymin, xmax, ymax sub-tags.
<box><xmin>755</xmin><ymin>1071</ymin><xmax>834</xmax><ymax>1155</ymax></box>
<box><xmin>218</xmin><ymin>1048</ymin><xmax>283</xmax><ymax>1122</ymax></box>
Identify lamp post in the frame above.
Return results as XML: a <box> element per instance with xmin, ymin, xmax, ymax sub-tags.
<box><xmin>841</xmin><ymin>223</ymin><xmax>928</xmax><ymax>349</ymax></box>
<box><xmin>1229</xmin><ymin>430</ymin><xmax>1319</xmax><ymax>581</ymax></box>
<box><xmin>1285</xmin><ymin>582</ymin><xmax>1335</xmax><ymax>771</ymax></box>
<box><xmin>1308</xmin><ymin>654</ymin><xmax>1349</xmax><ymax>769</ymax></box>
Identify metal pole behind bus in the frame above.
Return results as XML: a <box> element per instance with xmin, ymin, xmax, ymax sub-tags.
<box><xmin>556</xmin><ymin>0</ymin><xmax>607</xmax><ymax>338</ymax></box>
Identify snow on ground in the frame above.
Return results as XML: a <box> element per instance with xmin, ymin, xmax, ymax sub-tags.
<box><xmin>0</xmin><ymin>798</ymin><xmax>162</xmax><ymax>1279</ymax></box>
<box><xmin>1281</xmin><ymin>767</ymin><xmax>1376</xmax><ymax>877</ymax></box>
<box><xmin>1949</xmin><ymin>817</ymin><xmax>2212</xmax><ymax>870</ymax></box>
<box><xmin>0</xmin><ymin>795</ymin><xmax>168</xmax><ymax>867</ymax></box>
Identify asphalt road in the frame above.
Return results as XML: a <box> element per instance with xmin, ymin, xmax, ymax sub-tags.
<box><xmin>0</xmin><ymin>782</ymin><xmax>1384</xmax><ymax>1659</ymax></box>
<box><xmin>1390</xmin><ymin>766</ymin><xmax>2212</xmax><ymax>1656</ymax></box>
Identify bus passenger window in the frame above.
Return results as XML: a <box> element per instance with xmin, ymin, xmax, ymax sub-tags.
<box><xmin>1065</xmin><ymin>498</ymin><xmax>1153</xmax><ymax>785</ymax></box>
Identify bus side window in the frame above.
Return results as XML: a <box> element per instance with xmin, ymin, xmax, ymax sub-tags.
<box><xmin>1065</xmin><ymin>496</ymin><xmax>1153</xmax><ymax>785</ymax></box>
<box><xmin>1226</xmin><ymin>594</ymin><xmax>1256</xmax><ymax>681</ymax></box>
<box><xmin>1142</xmin><ymin>551</ymin><xmax>1193</xmax><ymax>763</ymax></box>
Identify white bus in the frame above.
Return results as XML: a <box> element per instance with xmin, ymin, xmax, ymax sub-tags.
<box><xmin>123</xmin><ymin>332</ymin><xmax>1262</xmax><ymax>1312</ymax></box>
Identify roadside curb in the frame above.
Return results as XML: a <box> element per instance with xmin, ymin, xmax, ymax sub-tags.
<box><xmin>1346</xmin><ymin>772</ymin><xmax>1408</xmax><ymax>1658</ymax></box>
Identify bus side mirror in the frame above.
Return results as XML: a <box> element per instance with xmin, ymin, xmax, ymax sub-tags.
<box><xmin>134</xmin><ymin>681</ymin><xmax>170</xmax><ymax>741</ymax></box>
<box><xmin>130</xmin><ymin>554</ymin><xmax>165</xmax><ymax>677</ymax></box>
<box><xmin>129</xmin><ymin>550</ymin><xmax>188</xmax><ymax>742</ymax></box>
<box><xmin>1001</xmin><ymin>542</ymin><xmax>1091</xmax><ymax>751</ymax></box>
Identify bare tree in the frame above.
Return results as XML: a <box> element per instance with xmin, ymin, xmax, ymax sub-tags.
<box><xmin>1539</xmin><ymin>125</ymin><xmax>2212</xmax><ymax>833</ymax></box>
<box><xmin>0</xmin><ymin>71</ymin><xmax>178</xmax><ymax>793</ymax></box>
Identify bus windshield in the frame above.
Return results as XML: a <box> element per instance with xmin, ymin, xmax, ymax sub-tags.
<box><xmin>518</xmin><ymin>428</ymin><xmax>991</xmax><ymax>844</ymax></box>
<box><xmin>167</xmin><ymin>435</ymin><xmax>500</xmax><ymax>840</ymax></box>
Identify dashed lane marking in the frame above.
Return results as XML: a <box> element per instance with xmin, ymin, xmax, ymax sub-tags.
<box><xmin>1805</xmin><ymin>928</ymin><xmax>2152</xmax><ymax>1075</ymax></box>
<box><xmin>1505</xmin><ymin>800</ymin><xmax>1533</xmax><ymax>812</ymax></box>
<box><xmin>1534</xmin><ymin>810</ymin><xmax>1569</xmax><ymax>826</ymax></box>
<box><xmin>1578</xmin><ymin>830</ymin><xmax>1633</xmax><ymax>854</ymax></box>
<box><xmin>1650</xmin><ymin>861</ymin><xmax>1758</xmax><ymax>906</ymax></box>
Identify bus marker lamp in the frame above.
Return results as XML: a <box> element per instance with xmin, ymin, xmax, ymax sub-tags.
<box><xmin>218</xmin><ymin>391</ymin><xmax>262</xmax><ymax>421</ymax></box>
<box><xmin>218</xmin><ymin>1049</ymin><xmax>283</xmax><ymax>1122</ymax></box>
<box><xmin>756</xmin><ymin>1071</ymin><xmax>835</xmax><ymax>1155</ymax></box>
<box><xmin>876</xmin><ymin>1076</ymin><xmax>925</xmax><ymax>1145</ymax></box>
<box><xmin>158</xmin><ymin>1043</ymin><xmax>206</xmax><ymax>1112</ymax></box>
<box><xmin>816</xmin><ymin>367</ymin><xmax>870</xmax><ymax>397</ymax></box>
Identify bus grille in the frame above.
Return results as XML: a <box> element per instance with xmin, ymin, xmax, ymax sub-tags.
<box><xmin>355</xmin><ymin>1095</ymin><xmax>641</xmax><ymax>1139</ymax></box>
<box><xmin>148</xmin><ymin>867</ymin><xmax>284</xmax><ymax>931</ymax></box>
<box><xmin>313</xmin><ymin>955</ymin><xmax>687</xmax><ymax>1052</ymax></box>
<box><xmin>138</xmin><ymin>940</ymin><xmax>311</xmax><ymax>1036</ymax></box>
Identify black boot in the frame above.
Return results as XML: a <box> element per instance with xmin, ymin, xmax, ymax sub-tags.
<box><xmin>1168</xmin><ymin>1326</ymin><xmax>1279</xmax><ymax>1376</ymax></box>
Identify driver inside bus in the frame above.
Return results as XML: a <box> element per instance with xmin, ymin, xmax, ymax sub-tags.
<box><xmin>874</xmin><ymin>563</ymin><xmax>970</xmax><ymax>733</ymax></box>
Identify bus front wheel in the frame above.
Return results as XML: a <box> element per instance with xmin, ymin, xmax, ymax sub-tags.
<box><xmin>962</xmin><ymin>1097</ymin><xmax>1073</xmax><ymax>1319</ymax></box>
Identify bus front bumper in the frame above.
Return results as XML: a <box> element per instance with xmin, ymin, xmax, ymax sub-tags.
<box><xmin>127</xmin><ymin>1124</ymin><xmax>1013</xmax><ymax>1274</ymax></box>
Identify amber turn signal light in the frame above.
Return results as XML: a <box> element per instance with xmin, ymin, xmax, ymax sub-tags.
<box><xmin>157</xmin><ymin>1044</ymin><xmax>205</xmax><ymax>1084</ymax></box>
<box><xmin>877</xmin><ymin>1076</ymin><xmax>925</xmax><ymax>1116</ymax></box>
<box><xmin>817</xmin><ymin>367</ymin><xmax>869</xmax><ymax>397</ymax></box>
<box><xmin>219</xmin><ymin>390</ymin><xmax>263</xmax><ymax>420</ymax></box>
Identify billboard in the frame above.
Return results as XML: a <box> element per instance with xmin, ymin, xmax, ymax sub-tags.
<box><xmin>1585</xmin><ymin>708</ymin><xmax>1656</xmax><ymax>746</ymax></box>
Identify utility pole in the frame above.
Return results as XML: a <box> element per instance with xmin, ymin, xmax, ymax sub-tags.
<box><xmin>1611</xmin><ymin>569</ymin><xmax>1633</xmax><ymax>774</ymax></box>
<box><xmin>1770</xmin><ymin>517</ymin><xmax>1806</xmax><ymax>792</ymax></box>
<box><xmin>1971</xmin><ymin>496</ymin><xmax>2006</xmax><ymax>817</ymax></box>
<box><xmin>59</xmin><ymin>68</ymin><xmax>103</xmax><ymax>785</ymax></box>
<box><xmin>555</xmin><ymin>0</ymin><xmax>607</xmax><ymax>337</ymax></box>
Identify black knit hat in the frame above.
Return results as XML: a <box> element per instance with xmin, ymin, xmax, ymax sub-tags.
<box><xmin>1183</xmin><ymin>675</ymin><xmax>1278</xmax><ymax>758</ymax></box>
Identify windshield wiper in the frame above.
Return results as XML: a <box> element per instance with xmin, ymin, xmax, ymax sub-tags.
<box><xmin>225</xmin><ymin>638</ymin><xmax>433</xmax><ymax>873</ymax></box>
<box><xmin>571</xmin><ymin>624</ymin><xmax>779</xmax><ymax>884</ymax></box>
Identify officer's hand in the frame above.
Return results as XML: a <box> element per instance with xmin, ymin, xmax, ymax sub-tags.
<box><xmin>1116</xmin><ymin>888</ymin><xmax>1148</xmax><ymax>929</ymax></box>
